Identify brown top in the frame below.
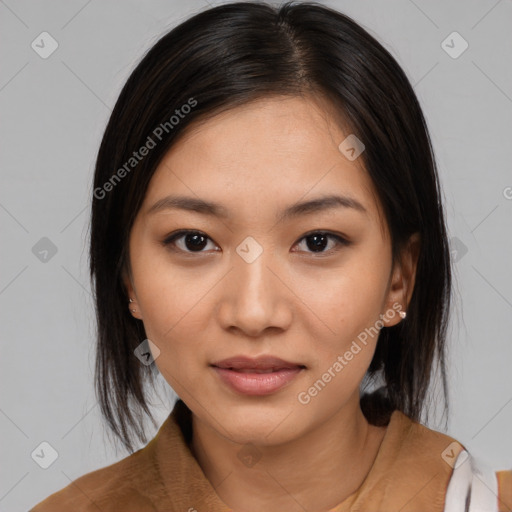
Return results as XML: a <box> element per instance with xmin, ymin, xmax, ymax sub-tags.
<box><xmin>30</xmin><ymin>399</ymin><xmax>505</xmax><ymax>512</ymax></box>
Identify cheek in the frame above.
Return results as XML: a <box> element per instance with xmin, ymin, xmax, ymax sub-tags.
<box><xmin>130</xmin><ymin>244</ymin><xmax>193</xmax><ymax>337</ymax></box>
<box><xmin>133</xmin><ymin>263</ymin><xmax>208</xmax><ymax>392</ymax></box>
<box><xmin>292</xmin><ymin>252</ymin><xmax>392</xmax><ymax>405</ymax></box>
<box><xmin>296</xmin><ymin>260</ymin><xmax>389</xmax><ymax>408</ymax></box>
<box><xmin>298</xmin><ymin>247</ymin><xmax>391</xmax><ymax>343</ymax></box>
<box><xmin>131</xmin><ymin>244</ymin><xmax>227</xmax><ymax>380</ymax></box>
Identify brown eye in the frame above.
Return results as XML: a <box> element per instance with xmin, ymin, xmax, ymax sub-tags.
<box><xmin>162</xmin><ymin>230</ymin><xmax>218</xmax><ymax>253</ymax></box>
<box><xmin>293</xmin><ymin>231</ymin><xmax>349</xmax><ymax>254</ymax></box>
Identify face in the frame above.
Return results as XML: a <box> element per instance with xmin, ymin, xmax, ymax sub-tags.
<box><xmin>124</xmin><ymin>95</ymin><xmax>417</xmax><ymax>446</ymax></box>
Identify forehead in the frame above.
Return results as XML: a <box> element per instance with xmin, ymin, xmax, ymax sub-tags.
<box><xmin>142</xmin><ymin>95</ymin><xmax>385</xmax><ymax>231</ymax></box>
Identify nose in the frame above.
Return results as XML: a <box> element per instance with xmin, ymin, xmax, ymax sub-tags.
<box><xmin>216</xmin><ymin>244</ymin><xmax>293</xmax><ymax>338</ymax></box>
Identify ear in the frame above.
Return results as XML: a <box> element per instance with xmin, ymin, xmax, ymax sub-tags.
<box><xmin>381</xmin><ymin>233</ymin><xmax>420</xmax><ymax>327</ymax></box>
<box><xmin>122</xmin><ymin>266</ymin><xmax>143</xmax><ymax>320</ymax></box>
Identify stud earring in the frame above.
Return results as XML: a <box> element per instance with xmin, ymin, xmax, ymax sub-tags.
<box><xmin>398</xmin><ymin>310</ymin><xmax>407</xmax><ymax>319</ymax></box>
<box><xmin>128</xmin><ymin>298</ymin><xmax>136</xmax><ymax>313</ymax></box>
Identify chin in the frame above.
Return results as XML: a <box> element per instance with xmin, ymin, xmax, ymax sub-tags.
<box><xmin>212</xmin><ymin>398</ymin><xmax>305</xmax><ymax>446</ymax></box>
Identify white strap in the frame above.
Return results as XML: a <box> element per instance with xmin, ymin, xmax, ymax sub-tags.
<box><xmin>444</xmin><ymin>450</ymin><xmax>499</xmax><ymax>512</ymax></box>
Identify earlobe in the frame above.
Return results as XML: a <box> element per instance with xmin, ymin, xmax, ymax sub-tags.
<box><xmin>381</xmin><ymin>233</ymin><xmax>421</xmax><ymax>327</ymax></box>
<box><xmin>122</xmin><ymin>268</ymin><xmax>142</xmax><ymax>320</ymax></box>
<box><xmin>127</xmin><ymin>294</ymin><xmax>142</xmax><ymax>320</ymax></box>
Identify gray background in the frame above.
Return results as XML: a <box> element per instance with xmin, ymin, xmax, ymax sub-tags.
<box><xmin>1</xmin><ymin>0</ymin><xmax>511</xmax><ymax>510</ymax></box>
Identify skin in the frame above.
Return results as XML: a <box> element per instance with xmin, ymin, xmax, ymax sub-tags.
<box><xmin>124</xmin><ymin>95</ymin><xmax>420</xmax><ymax>512</ymax></box>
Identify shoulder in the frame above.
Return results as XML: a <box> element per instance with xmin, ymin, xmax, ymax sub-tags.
<box><xmin>386</xmin><ymin>409</ymin><xmax>467</xmax><ymax>464</ymax></box>
<box><xmin>391</xmin><ymin>412</ymin><xmax>512</xmax><ymax>511</ymax></box>
<box><xmin>362</xmin><ymin>410</ymin><xmax>467</xmax><ymax>510</ymax></box>
<box><xmin>29</xmin><ymin>443</ymin><xmax>161</xmax><ymax>512</ymax></box>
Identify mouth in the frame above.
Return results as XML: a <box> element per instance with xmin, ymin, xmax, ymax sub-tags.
<box><xmin>211</xmin><ymin>355</ymin><xmax>306</xmax><ymax>371</ymax></box>
<box><xmin>216</xmin><ymin>367</ymin><xmax>301</xmax><ymax>373</ymax></box>
<box><xmin>210</xmin><ymin>355</ymin><xmax>306</xmax><ymax>395</ymax></box>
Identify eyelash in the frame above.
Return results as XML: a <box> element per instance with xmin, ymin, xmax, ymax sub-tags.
<box><xmin>161</xmin><ymin>229</ymin><xmax>350</xmax><ymax>256</ymax></box>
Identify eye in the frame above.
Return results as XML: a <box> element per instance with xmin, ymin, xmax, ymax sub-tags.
<box><xmin>292</xmin><ymin>231</ymin><xmax>350</xmax><ymax>255</ymax></box>
<box><xmin>161</xmin><ymin>229</ymin><xmax>350</xmax><ymax>255</ymax></box>
<box><xmin>162</xmin><ymin>230</ymin><xmax>219</xmax><ymax>253</ymax></box>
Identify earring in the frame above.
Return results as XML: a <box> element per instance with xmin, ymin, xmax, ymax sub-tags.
<box><xmin>128</xmin><ymin>298</ymin><xmax>136</xmax><ymax>313</ymax></box>
<box><xmin>399</xmin><ymin>310</ymin><xmax>407</xmax><ymax>319</ymax></box>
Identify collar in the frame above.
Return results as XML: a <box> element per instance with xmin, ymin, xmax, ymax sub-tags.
<box><xmin>147</xmin><ymin>399</ymin><xmax>464</xmax><ymax>512</ymax></box>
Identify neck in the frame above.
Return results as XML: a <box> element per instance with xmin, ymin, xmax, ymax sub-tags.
<box><xmin>190</xmin><ymin>397</ymin><xmax>387</xmax><ymax>512</ymax></box>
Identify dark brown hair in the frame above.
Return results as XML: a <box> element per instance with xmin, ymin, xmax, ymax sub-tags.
<box><xmin>89</xmin><ymin>1</ymin><xmax>451</xmax><ymax>453</ymax></box>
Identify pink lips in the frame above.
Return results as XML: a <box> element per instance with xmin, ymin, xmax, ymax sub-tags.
<box><xmin>211</xmin><ymin>355</ymin><xmax>305</xmax><ymax>396</ymax></box>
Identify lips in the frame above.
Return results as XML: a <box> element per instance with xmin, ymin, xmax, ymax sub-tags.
<box><xmin>210</xmin><ymin>356</ymin><xmax>306</xmax><ymax>395</ymax></box>
<box><xmin>211</xmin><ymin>355</ymin><xmax>305</xmax><ymax>372</ymax></box>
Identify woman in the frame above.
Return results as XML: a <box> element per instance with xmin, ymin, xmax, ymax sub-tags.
<box><xmin>31</xmin><ymin>2</ymin><xmax>511</xmax><ymax>511</ymax></box>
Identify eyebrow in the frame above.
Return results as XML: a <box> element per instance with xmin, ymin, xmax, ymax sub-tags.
<box><xmin>147</xmin><ymin>193</ymin><xmax>367</xmax><ymax>221</ymax></box>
